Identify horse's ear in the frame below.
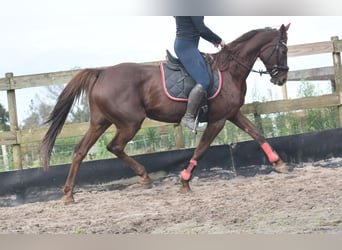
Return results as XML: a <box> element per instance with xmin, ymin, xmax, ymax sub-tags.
<box><xmin>285</xmin><ymin>23</ymin><xmax>291</xmax><ymax>31</ymax></box>
<box><xmin>280</xmin><ymin>23</ymin><xmax>291</xmax><ymax>32</ymax></box>
<box><xmin>280</xmin><ymin>23</ymin><xmax>290</xmax><ymax>41</ymax></box>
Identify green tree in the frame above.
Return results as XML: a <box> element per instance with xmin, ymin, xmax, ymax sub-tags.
<box><xmin>21</xmin><ymin>83</ymin><xmax>90</xmax><ymax>129</ymax></box>
<box><xmin>297</xmin><ymin>80</ymin><xmax>316</xmax><ymax>97</ymax></box>
<box><xmin>21</xmin><ymin>96</ymin><xmax>53</xmax><ymax>129</ymax></box>
<box><xmin>0</xmin><ymin>103</ymin><xmax>10</xmax><ymax>131</ymax></box>
<box><xmin>143</xmin><ymin>128</ymin><xmax>159</xmax><ymax>152</ymax></box>
<box><xmin>44</xmin><ymin>84</ymin><xmax>89</xmax><ymax>123</ymax></box>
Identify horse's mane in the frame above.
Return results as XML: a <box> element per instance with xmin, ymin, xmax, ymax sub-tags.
<box><xmin>227</xmin><ymin>27</ymin><xmax>275</xmax><ymax>50</ymax></box>
<box><xmin>229</xmin><ymin>30</ymin><xmax>259</xmax><ymax>47</ymax></box>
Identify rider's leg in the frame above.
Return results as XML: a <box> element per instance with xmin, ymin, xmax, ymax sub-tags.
<box><xmin>174</xmin><ymin>38</ymin><xmax>210</xmax><ymax>131</ymax></box>
<box><xmin>180</xmin><ymin>83</ymin><xmax>207</xmax><ymax>130</ymax></box>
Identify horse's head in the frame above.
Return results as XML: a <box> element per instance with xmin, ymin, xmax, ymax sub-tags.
<box><xmin>259</xmin><ymin>23</ymin><xmax>290</xmax><ymax>86</ymax></box>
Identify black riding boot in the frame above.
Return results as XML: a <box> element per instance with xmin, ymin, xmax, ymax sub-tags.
<box><xmin>181</xmin><ymin>84</ymin><xmax>207</xmax><ymax>131</ymax></box>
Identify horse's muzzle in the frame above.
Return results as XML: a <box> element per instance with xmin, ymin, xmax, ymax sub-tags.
<box><xmin>271</xmin><ymin>75</ymin><xmax>287</xmax><ymax>86</ymax></box>
<box><xmin>269</xmin><ymin>66</ymin><xmax>288</xmax><ymax>86</ymax></box>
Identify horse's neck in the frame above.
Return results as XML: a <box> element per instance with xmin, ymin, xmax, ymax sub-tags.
<box><xmin>235</xmin><ymin>35</ymin><xmax>268</xmax><ymax>63</ymax></box>
<box><xmin>236</xmin><ymin>29</ymin><xmax>275</xmax><ymax>53</ymax></box>
<box><xmin>226</xmin><ymin>31</ymin><xmax>276</xmax><ymax>78</ymax></box>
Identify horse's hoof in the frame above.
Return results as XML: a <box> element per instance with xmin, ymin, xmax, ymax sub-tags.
<box><xmin>179</xmin><ymin>178</ymin><xmax>191</xmax><ymax>193</ymax></box>
<box><xmin>179</xmin><ymin>186</ymin><xmax>191</xmax><ymax>193</ymax></box>
<box><xmin>142</xmin><ymin>182</ymin><xmax>153</xmax><ymax>189</ymax></box>
<box><xmin>62</xmin><ymin>195</ymin><xmax>75</xmax><ymax>205</ymax></box>
<box><xmin>274</xmin><ymin>160</ymin><xmax>290</xmax><ymax>173</ymax></box>
<box><xmin>139</xmin><ymin>176</ymin><xmax>153</xmax><ymax>189</ymax></box>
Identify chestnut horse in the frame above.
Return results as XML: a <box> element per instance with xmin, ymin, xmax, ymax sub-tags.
<box><xmin>41</xmin><ymin>24</ymin><xmax>290</xmax><ymax>203</ymax></box>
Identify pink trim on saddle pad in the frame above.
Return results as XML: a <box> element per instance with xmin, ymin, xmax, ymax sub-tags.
<box><xmin>208</xmin><ymin>70</ymin><xmax>222</xmax><ymax>100</ymax></box>
<box><xmin>159</xmin><ymin>62</ymin><xmax>222</xmax><ymax>102</ymax></box>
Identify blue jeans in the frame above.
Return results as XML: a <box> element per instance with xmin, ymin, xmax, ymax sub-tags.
<box><xmin>174</xmin><ymin>38</ymin><xmax>210</xmax><ymax>90</ymax></box>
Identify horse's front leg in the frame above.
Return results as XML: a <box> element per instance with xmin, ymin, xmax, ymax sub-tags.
<box><xmin>230</xmin><ymin>111</ymin><xmax>288</xmax><ymax>173</ymax></box>
<box><xmin>180</xmin><ymin>120</ymin><xmax>226</xmax><ymax>193</ymax></box>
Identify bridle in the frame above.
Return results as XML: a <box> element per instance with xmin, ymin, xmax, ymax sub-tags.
<box><xmin>259</xmin><ymin>31</ymin><xmax>289</xmax><ymax>77</ymax></box>
<box><xmin>228</xmin><ymin>30</ymin><xmax>289</xmax><ymax>77</ymax></box>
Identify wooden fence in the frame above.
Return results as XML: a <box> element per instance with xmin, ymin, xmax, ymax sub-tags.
<box><xmin>1</xmin><ymin>36</ymin><xmax>342</xmax><ymax>170</ymax></box>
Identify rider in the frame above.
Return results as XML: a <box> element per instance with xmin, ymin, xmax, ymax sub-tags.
<box><xmin>174</xmin><ymin>16</ymin><xmax>225</xmax><ymax>131</ymax></box>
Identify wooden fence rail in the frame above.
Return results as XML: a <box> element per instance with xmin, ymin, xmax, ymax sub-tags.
<box><xmin>1</xmin><ymin>37</ymin><xmax>342</xmax><ymax>170</ymax></box>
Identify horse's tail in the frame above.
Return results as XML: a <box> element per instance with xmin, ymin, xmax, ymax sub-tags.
<box><xmin>41</xmin><ymin>68</ymin><xmax>102</xmax><ymax>170</ymax></box>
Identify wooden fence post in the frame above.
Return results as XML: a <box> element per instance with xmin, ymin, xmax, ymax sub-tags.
<box><xmin>331</xmin><ymin>36</ymin><xmax>342</xmax><ymax>127</ymax></box>
<box><xmin>281</xmin><ymin>84</ymin><xmax>288</xmax><ymax>100</ymax></box>
<box><xmin>174</xmin><ymin>124</ymin><xmax>185</xmax><ymax>149</ymax></box>
<box><xmin>5</xmin><ymin>72</ymin><xmax>22</xmax><ymax>170</ymax></box>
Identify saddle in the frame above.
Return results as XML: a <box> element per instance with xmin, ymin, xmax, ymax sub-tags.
<box><xmin>160</xmin><ymin>50</ymin><xmax>222</xmax><ymax>123</ymax></box>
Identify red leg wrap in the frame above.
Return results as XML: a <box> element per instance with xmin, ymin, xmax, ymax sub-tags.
<box><xmin>180</xmin><ymin>159</ymin><xmax>197</xmax><ymax>181</ymax></box>
<box><xmin>261</xmin><ymin>143</ymin><xmax>280</xmax><ymax>163</ymax></box>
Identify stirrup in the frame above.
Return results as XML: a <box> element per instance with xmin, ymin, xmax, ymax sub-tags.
<box><xmin>193</xmin><ymin>104</ymin><xmax>208</xmax><ymax>133</ymax></box>
<box><xmin>181</xmin><ymin>114</ymin><xmax>204</xmax><ymax>134</ymax></box>
<box><xmin>193</xmin><ymin>114</ymin><xmax>205</xmax><ymax>133</ymax></box>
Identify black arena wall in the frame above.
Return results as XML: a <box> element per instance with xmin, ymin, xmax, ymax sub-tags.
<box><xmin>1</xmin><ymin>128</ymin><xmax>342</xmax><ymax>205</ymax></box>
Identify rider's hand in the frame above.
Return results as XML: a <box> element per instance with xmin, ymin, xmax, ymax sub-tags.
<box><xmin>213</xmin><ymin>39</ymin><xmax>225</xmax><ymax>49</ymax></box>
<box><xmin>220</xmin><ymin>40</ymin><xmax>225</xmax><ymax>49</ymax></box>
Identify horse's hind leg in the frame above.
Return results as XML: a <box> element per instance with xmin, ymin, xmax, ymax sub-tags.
<box><xmin>230</xmin><ymin>111</ymin><xmax>288</xmax><ymax>173</ymax></box>
<box><xmin>106</xmin><ymin>125</ymin><xmax>152</xmax><ymax>185</ymax></box>
<box><xmin>63</xmin><ymin>122</ymin><xmax>110</xmax><ymax>203</ymax></box>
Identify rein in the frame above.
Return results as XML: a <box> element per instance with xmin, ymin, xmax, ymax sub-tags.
<box><xmin>228</xmin><ymin>53</ymin><xmax>269</xmax><ymax>76</ymax></box>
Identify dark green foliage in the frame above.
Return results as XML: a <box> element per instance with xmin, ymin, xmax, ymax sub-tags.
<box><xmin>0</xmin><ymin>103</ymin><xmax>9</xmax><ymax>131</ymax></box>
